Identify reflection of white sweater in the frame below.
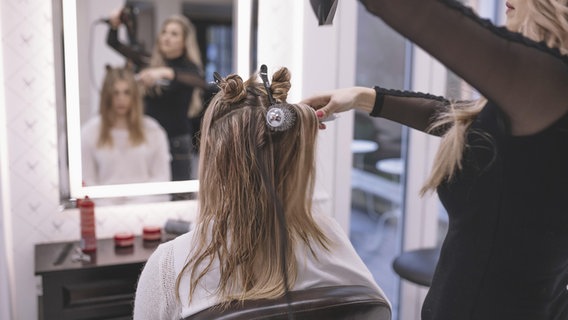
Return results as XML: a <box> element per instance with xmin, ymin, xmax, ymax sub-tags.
<box><xmin>133</xmin><ymin>213</ymin><xmax>389</xmax><ymax>320</ymax></box>
<box><xmin>81</xmin><ymin>116</ymin><xmax>171</xmax><ymax>187</ymax></box>
<box><xmin>81</xmin><ymin>116</ymin><xmax>171</xmax><ymax>204</ymax></box>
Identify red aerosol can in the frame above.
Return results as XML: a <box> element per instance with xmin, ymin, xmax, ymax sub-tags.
<box><xmin>79</xmin><ymin>196</ymin><xmax>97</xmax><ymax>252</ymax></box>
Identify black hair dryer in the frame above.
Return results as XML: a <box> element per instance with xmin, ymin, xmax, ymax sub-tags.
<box><xmin>310</xmin><ymin>0</ymin><xmax>339</xmax><ymax>25</ymax></box>
<box><xmin>120</xmin><ymin>4</ymin><xmax>138</xmax><ymax>47</ymax></box>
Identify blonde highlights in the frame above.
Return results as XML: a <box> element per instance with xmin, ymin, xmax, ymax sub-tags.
<box><xmin>175</xmin><ymin>67</ymin><xmax>330</xmax><ymax>305</ymax></box>
<box><xmin>521</xmin><ymin>0</ymin><xmax>568</xmax><ymax>55</ymax></box>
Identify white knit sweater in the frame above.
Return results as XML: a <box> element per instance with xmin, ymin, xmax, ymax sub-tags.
<box><xmin>133</xmin><ymin>213</ymin><xmax>389</xmax><ymax>320</ymax></box>
<box><xmin>81</xmin><ymin>115</ymin><xmax>171</xmax><ymax>186</ymax></box>
<box><xmin>80</xmin><ymin>116</ymin><xmax>172</xmax><ymax>205</ymax></box>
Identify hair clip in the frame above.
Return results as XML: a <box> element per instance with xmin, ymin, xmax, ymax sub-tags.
<box><xmin>259</xmin><ymin>65</ymin><xmax>275</xmax><ymax>105</ymax></box>
<box><xmin>213</xmin><ymin>72</ymin><xmax>223</xmax><ymax>86</ymax></box>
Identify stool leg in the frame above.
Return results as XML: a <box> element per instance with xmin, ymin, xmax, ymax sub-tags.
<box><xmin>365</xmin><ymin>208</ymin><xmax>399</xmax><ymax>252</ymax></box>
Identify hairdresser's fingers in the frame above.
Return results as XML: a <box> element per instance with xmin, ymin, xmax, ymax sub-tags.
<box><xmin>301</xmin><ymin>95</ymin><xmax>339</xmax><ymax>120</ymax></box>
<box><xmin>315</xmin><ymin>101</ymin><xmax>341</xmax><ymax>120</ymax></box>
<box><xmin>109</xmin><ymin>9</ymin><xmax>122</xmax><ymax>28</ymax></box>
<box><xmin>300</xmin><ymin>95</ymin><xmax>332</xmax><ymax>110</ymax></box>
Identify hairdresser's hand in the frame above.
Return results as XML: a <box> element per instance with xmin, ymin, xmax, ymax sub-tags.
<box><xmin>136</xmin><ymin>67</ymin><xmax>174</xmax><ymax>88</ymax></box>
<box><xmin>109</xmin><ymin>8</ymin><xmax>123</xmax><ymax>29</ymax></box>
<box><xmin>301</xmin><ymin>87</ymin><xmax>376</xmax><ymax>127</ymax></box>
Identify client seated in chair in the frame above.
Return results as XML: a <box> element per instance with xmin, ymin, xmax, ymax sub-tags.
<box><xmin>133</xmin><ymin>66</ymin><xmax>390</xmax><ymax>319</ymax></box>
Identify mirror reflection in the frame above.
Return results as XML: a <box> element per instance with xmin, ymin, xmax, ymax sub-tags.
<box><xmin>57</xmin><ymin>0</ymin><xmax>249</xmax><ymax>206</ymax></box>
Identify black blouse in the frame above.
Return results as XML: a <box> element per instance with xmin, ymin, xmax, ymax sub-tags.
<box><xmin>107</xmin><ymin>28</ymin><xmax>206</xmax><ymax>138</ymax></box>
<box><xmin>365</xmin><ymin>0</ymin><xmax>568</xmax><ymax>318</ymax></box>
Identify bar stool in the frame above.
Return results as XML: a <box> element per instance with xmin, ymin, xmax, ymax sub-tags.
<box><xmin>361</xmin><ymin>158</ymin><xmax>404</xmax><ymax>251</ymax></box>
<box><xmin>351</xmin><ymin>140</ymin><xmax>379</xmax><ymax>215</ymax></box>
<box><xmin>392</xmin><ymin>247</ymin><xmax>440</xmax><ymax>287</ymax></box>
<box><xmin>376</xmin><ymin>158</ymin><xmax>403</xmax><ymax>181</ymax></box>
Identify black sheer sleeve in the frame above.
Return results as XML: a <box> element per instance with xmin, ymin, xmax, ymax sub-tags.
<box><xmin>106</xmin><ymin>28</ymin><xmax>150</xmax><ymax>68</ymax></box>
<box><xmin>173</xmin><ymin>69</ymin><xmax>208</xmax><ymax>89</ymax></box>
<box><xmin>362</xmin><ymin>0</ymin><xmax>568</xmax><ymax>135</ymax></box>
<box><xmin>371</xmin><ymin>86</ymin><xmax>450</xmax><ymax>135</ymax></box>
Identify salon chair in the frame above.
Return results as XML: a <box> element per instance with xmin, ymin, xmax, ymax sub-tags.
<box><xmin>184</xmin><ymin>285</ymin><xmax>391</xmax><ymax>320</ymax></box>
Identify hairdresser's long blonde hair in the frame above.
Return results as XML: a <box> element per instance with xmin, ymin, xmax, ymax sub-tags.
<box><xmin>422</xmin><ymin>0</ymin><xmax>568</xmax><ymax>193</ymax></box>
<box><xmin>175</xmin><ymin>67</ymin><xmax>330</xmax><ymax>305</ymax></box>
<box><xmin>150</xmin><ymin>14</ymin><xmax>204</xmax><ymax>118</ymax></box>
<box><xmin>97</xmin><ymin>66</ymin><xmax>145</xmax><ymax>148</ymax></box>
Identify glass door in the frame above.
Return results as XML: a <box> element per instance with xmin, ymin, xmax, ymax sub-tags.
<box><xmin>349</xmin><ymin>4</ymin><xmax>410</xmax><ymax>320</ymax></box>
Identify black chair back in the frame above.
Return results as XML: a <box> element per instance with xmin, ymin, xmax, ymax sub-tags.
<box><xmin>183</xmin><ymin>285</ymin><xmax>391</xmax><ymax>320</ymax></box>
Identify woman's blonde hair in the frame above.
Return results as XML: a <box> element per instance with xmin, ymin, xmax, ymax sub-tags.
<box><xmin>175</xmin><ymin>67</ymin><xmax>330</xmax><ymax>305</ymax></box>
<box><xmin>150</xmin><ymin>14</ymin><xmax>204</xmax><ymax>118</ymax></box>
<box><xmin>97</xmin><ymin>66</ymin><xmax>145</xmax><ymax>148</ymax></box>
<box><xmin>422</xmin><ymin>0</ymin><xmax>568</xmax><ymax>193</ymax></box>
<box><xmin>522</xmin><ymin>0</ymin><xmax>568</xmax><ymax>55</ymax></box>
<box><xmin>421</xmin><ymin>98</ymin><xmax>486</xmax><ymax>194</ymax></box>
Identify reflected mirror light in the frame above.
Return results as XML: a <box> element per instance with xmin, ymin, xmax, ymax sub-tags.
<box><xmin>58</xmin><ymin>0</ymin><xmax>254</xmax><ymax>207</ymax></box>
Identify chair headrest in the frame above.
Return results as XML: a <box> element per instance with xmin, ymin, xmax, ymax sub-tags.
<box><xmin>184</xmin><ymin>285</ymin><xmax>391</xmax><ymax>320</ymax></box>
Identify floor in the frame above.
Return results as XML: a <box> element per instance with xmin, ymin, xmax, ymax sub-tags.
<box><xmin>350</xmin><ymin>206</ymin><xmax>401</xmax><ymax>320</ymax></box>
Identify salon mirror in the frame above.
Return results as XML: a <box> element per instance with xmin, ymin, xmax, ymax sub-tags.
<box><xmin>54</xmin><ymin>0</ymin><xmax>257</xmax><ymax>208</ymax></box>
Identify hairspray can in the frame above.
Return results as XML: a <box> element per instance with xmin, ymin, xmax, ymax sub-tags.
<box><xmin>79</xmin><ymin>196</ymin><xmax>97</xmax><ymax>252</ymax></box>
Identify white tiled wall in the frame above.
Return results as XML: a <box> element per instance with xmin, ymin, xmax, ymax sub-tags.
<box><xmin>1</xmin><ymin>1</ymin><xmax>198</xmax><ymax>319</ymax></box>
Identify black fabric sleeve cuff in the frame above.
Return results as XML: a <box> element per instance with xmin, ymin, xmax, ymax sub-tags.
<box><xmin>369</xmin><ymin>85</ymin><xmax>450</xmax><ymax>118</ymax></box>
<box><xmin>370</xmin><ymin>86</ymin><xmax>385</xmax><ymax>117</ymax></box>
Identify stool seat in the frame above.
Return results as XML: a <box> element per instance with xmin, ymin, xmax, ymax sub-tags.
<box><xmin>375</xmin><ymin>158</ymin><xmax>404</xmax><ymax>176</ymax></box>
<box><xmin>392</xmin><ymin>247</ymin><xmax>440</xmax><ymax>287</ymax></box>
<box><xmin>351</xmin><ymin>139</ymin><xmax>379</xmax><ymax>154</ymax></box>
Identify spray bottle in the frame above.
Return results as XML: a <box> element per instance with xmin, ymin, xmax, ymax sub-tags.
<box><xmin>79</xmin><ymin>196</ymin><xmax>97</xmax><ymax>252</ymax></box>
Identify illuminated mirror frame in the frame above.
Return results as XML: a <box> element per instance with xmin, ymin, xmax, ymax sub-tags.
<box><xmin>61</xmin><ymin>0</ymin><xmax>252</xmax><ymax>201</ymax></box>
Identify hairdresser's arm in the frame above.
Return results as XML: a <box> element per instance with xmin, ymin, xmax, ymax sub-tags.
<box><xmin>169</xmin><ymin>63</ymin><xmax>208</xmax><ymax>89</ymax></box>
<box><xmin>302</xmin><ymin>86</ymin><xmax>450</xmax><ymax>136</ymax></box>
<box><xmin>137</xmin><ymin>66</ymin><xmax>207</xmax><ymax>89</ymax></box>
<box><xmin>106</xmin><ymin>27</ymin><xmax>150</xmax><ymax>67</ymax></box>
<box><xmin>136</xmin><ymin>67</ymin><xmax>173</xmax><ymax>88</ymax></box>
<box><xmin>173</xmin><ymin>69</ymin><xmax>208</xmax><ymax>89</ymax></box>
<box><xmin>360</xmin><ymin>0</ymin><xmax>568</xmax><ymax>135</ymax></box>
